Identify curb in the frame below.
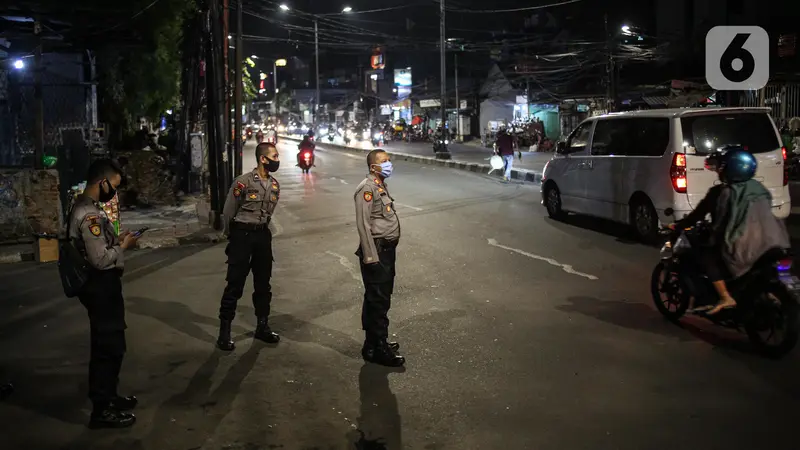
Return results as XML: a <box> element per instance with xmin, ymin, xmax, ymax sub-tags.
<box><xmin>0</xmin><ymin>250</ymin><xmax>34</xmax><ymax>264</ymax></box>
<box><xmin>281</xmin><ymin>135</ymin><xmax>544</xmax><ymax>184</ymax></box>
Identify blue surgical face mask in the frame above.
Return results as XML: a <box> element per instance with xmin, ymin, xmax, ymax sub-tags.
<box><xmin>374</xmin><ymin>161</ymin><xmax>393</xmax><ymax>178</ymax></box>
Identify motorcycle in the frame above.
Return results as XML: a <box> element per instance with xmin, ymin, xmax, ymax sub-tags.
<box><xmin>297</xmin><ymin>143</ymin><xmax>315</xmax><ymax>174</ymax></box>
<box><xmin>327</xmin><ymin>130</ymin><xmax>335</xmax><ymax>142</ymax></box>
<box><xmin>256</xmin><ymin>131</ymin><xmax>264</xmax><ymax>144</ymax></box>
<box><xmin>246</xmin><ymin>127</ymin><xmax>253</xmax><ymax>140</ymax></box>
<box><xmin>371</xmin><ymin>131</ymin><xmax>385</xmax><ymax>147</ymax></box>
<box><xmin>651</xmin><ymin>212</ymin><xmax>799</xmax><ymax>358</ymax></box>
<box><xmin>433</xmin><ymin>136</ymin><xmax>449</xmax><ymax>153</ymax></box>
<box><xmin>344</xmin><ymin>129</ymin><xmax>354</xmax><ymax>145</ymax></box>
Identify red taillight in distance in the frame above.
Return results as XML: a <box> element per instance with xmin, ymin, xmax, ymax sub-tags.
<box><xmin>783</xmin><ymin>146</ymin><xmax>789</xmax><ymax>186</ymax></box>
<box><xmin>671</xmin><ymin>153</ymin><xmax>687</xmax><ymax>193</ymax></box>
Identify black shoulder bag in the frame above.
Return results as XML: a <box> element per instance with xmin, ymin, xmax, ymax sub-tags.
<box><xmin>58</xmin><ymin>206</ymin><xmax>90</xmax><ymax>297</ymax></box>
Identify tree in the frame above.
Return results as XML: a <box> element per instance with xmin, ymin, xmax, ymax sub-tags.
<box><xmin>96</xmin><ymin>0</ymin><xmax>196</xmax><ymax>145</ymax></box>
<box><xmin>242</xmin><ymin>57</ymin><xmax>258</xmax><ymax>103</ymax></box>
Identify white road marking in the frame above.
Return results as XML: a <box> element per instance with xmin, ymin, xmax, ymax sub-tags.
<box><xmin>325</xmin><ymin>251</ymin><xmax>362</xmax><ymax>283</ymax></box>
<box><xmin>395</xmin><ymin>202</ymin><xmax>423</xmax><ymax>211</ymax></box>
<box><xmin>340</xmin><ymin>179</ymin><xmax>349</xmax><ymax>184</ymax></box>
<box><xmin>487</xmin><ymin>238</ymin><xmax>598</xmax><ymax>280</ymax></box>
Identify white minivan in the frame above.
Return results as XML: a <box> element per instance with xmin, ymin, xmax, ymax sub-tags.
<box><xmin>540</xmin><ymin>107</ymin><xmax>791</xmax><ymax>240</ymax></box>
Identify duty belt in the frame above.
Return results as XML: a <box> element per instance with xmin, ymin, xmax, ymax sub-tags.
<box><xmin>232</xmin><ymin>221</ymin><xmax>271</xmax><ymax>231</ymax></box>
<box><xmin>374</xmin><ymin>237</ymin><xmax>399</xmax><ymax>250</ymax></box>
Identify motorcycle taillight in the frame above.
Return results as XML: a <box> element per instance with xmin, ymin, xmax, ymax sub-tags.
<box><xmin>778</xmin><ymin>258</ymin><xmax>793</xmax><ymax>272</ymax></box>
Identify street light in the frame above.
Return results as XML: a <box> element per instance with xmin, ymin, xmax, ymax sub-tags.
<box><xmin>13</xmin><ymin>59</ymin><xmax>24</xmax><ymax>70</ymax></box>
<box><xmin>279</xmin><ymin>4</ymin><xmax>290</xmax><ymax>11</ymax></box>
<box><xmin>251</xmin><ymin>55</ymin><xmax>259</xmax><ymax>59</ymax></box>
<box><xmin>621</xmin><ymin>25</ymin><xmax>632</xmax><ymax>35</ymax></box>
<box><xmin>273</xmin><ymin>58</ymin><xmax>287</xmax><ymax>95</ymax></box>
<box><xmin>342</xmin><ymin>6</ymin><xmax>352</xmax><ymax>12</ymax></box>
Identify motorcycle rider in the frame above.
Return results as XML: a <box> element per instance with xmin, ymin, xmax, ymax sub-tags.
<box><xmin>256</xmin><ymin>128</ymin><xmax>264</xmax><ymax>144</ymax></box>
<box><xmin>297</xmin><ymin>134</ymin><xmax>315</xmax><ymax>166</ymax></box>
<box><xmin>671</xmin><ymin>148</ymin><xmax>790</xmax><ymax>314</ymax></box>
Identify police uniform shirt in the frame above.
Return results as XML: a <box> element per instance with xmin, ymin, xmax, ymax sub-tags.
<box><xmin>69</xmin><ymin>194</ymin><xmax>124</xmax><ymax>270</ymax></box>
<box><xmin>354</xmin><ymin>174</ymin><xmax>400</xmax><ymax>263</ymax></box>
<box><xmin>223</xmin><ymin>169</ymin><xmax>280</xmax><ymax>228</ymax></box>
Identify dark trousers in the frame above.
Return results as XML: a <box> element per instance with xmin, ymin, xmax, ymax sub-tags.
<box><xmin>358</xmin><ymin>241</ymin><xmax>397</xmax><ymax>344</ymax></box>
<box><xmin>698</xmin><ymin>246</ymin><xmax>728</xmax><ymax>282</ymax></box>
<box><xmin>219</xmin><ymin>226</ymin><xmax>273</xmax><ymax>321</ymax></box>
<box><xmin>78</xmin><ymin>269</ymin><xmax>126</xmax><ymax>410</ymax></box>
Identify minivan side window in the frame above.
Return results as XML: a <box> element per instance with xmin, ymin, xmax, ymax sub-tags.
<box><xmin>566</xmin><ymin>122</ymin><xmax>592</xmax><ymax>154</ymax></box>
<box><xmin>590</xmin><ymin>118</ymin><xmax>669</xmax><ymax>156</ymax></box>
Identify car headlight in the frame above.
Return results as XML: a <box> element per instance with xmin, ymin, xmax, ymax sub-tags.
<box><xmin>374</xmin><ymin>133</ymin><xmax>382</xmax><ymax>139</ymax></box>
<box><xmin>444</xmin><ymin>140</ymin><xmax>449</xmax><ymax>145</ymax></box>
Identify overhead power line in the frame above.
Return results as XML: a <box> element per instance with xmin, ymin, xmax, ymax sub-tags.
<box><xmin>446</xmin><ymin>0</ymin><xmax>583</xmax><ymax>14</ymax></box>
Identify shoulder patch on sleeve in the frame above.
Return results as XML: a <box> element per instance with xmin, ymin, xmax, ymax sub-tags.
<box><xmin>234</xmin><ymin>181</ymin><xmax>245</xmax><ymax>197</ymax></box>
<box><xmin>363</xmin><ymin>191</ymin><xmax>373</xmax><ymax>202</ymax></box>
<box><xmin>84</xmin><ymin>214</ymin><xmax>99</xmax><ymax>224</ymax></box>
<box><xmin>89</xmin><ymin>223</ymin><xmax>101</xmax><ymax>236</ymax></box>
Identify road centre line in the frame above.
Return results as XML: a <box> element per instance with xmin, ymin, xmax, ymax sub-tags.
<box><xmin>487</xmin><ymin>238</ymin><xmax>599</xmax><ymax>280</ymax></box>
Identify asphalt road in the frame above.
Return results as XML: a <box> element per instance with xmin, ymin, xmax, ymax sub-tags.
<box><xmin>0</xmin><ymin>140</ymin><xmax>799</xmax><ymax>449</ymax></box>
<box><xmin>290</xmin><ymin>133</ymin><xmax>552</xmax><ymax>173</ymax></box>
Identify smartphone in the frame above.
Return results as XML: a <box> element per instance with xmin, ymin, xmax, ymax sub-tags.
<box><xmin>132</xmin><ymin>226</ymin><xmax>149</xmax><ymax>237</ymax></box>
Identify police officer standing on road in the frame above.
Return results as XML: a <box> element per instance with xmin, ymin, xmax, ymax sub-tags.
<box><xmin>354</xmin><ymin>150</ymin><xmax>406</xmax><ymax>367</ymax></box>
<box><xmin>70</xmin><ymin>159</ymin><xmax>139</xmax><ymax>429</ymax></box>
<box><xmin>216</xmin><ymin>142</ymin><xmax>282</xmax><ymax>351</ymax></box>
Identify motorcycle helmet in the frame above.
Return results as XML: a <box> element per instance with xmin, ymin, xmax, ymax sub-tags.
<box><xmin>704</xmin><ymin>147</ymin><xmax>757</xmax><ymax>183</ymax></box>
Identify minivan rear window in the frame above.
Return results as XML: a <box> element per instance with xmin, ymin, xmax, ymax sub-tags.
<box><xmin>681</xmin><ymin>113</ymin><xmax>779</xmax><ymax>155</ymax></box>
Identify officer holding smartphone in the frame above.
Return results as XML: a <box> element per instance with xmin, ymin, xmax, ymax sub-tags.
<box><xmin>69</xmin><ymin>159</ymin><xmax>140</xmax><ymax>429</ymax></box>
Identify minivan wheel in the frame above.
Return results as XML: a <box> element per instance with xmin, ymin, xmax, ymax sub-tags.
<box><xmin>630</xmin><ymin>198</ymin><xmax>658</xmax><ymax>243</ymax></box>
<box><xmin>545</xmin><ymin>184</ymin><xmax>565</xmax><ymax>220</ymax></box>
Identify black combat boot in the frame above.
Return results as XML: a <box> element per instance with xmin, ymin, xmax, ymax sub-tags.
<box><xmin>362</xmin><ymin>340</ymin><xmax>405</xmax><ymax>367</ymax></box>
<box><xmin>217</xmin><ymin>319</ymin><xmax>235</xmax><ymax>351</ymax></box>
<box><xmin>89</xmin><ymin>406</ymin><xmax>136</xmax><ymax>429</ymax></box>
<box><xmin>254</xmin><ymin>317</ymin><xmax>280</xmax><ymax>343</ymax></box>
<box><xmin>387</xmin><ymin>341</ymin><xmax>400</xmax><ymax>352</ymax></box>
<box><xmin>110</xmin><ymin>395</ymin><xmax>138</xmax><ymax>411</ymax></box>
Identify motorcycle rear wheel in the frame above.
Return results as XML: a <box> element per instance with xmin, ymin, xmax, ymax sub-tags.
<box><xmin>651</xmin><ymin>262</ymin><xmax>690</xmax><ymax>321</ymax></box>
<box><xmin>745</xmin><ymin>283</ymin><xmax>799</xmax><ymax>358</ymax></box>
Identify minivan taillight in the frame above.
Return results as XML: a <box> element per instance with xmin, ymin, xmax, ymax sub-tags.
<box><xmin>671</xmin><ymin>153</ymin><xmax>687</xmax><ymax>193</ymax></box>
<box><xmin>783</xmin><ymin>146</ymin><xmax>789</xmax><ymax>186</ymax></box>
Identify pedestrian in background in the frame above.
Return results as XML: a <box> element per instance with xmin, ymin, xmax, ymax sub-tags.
<box><xmin>70</xmin><ymin>159</ymin><xmax>140</xmax><ymax>429</ymax></box>
<box><xmin>216</xmin><ymin>142</ymin><xmax>282</xmax><ymax>351</ymax></box>
<box><xmin>495</xmin><ymin>127</ymin><xmax>517</xmax><ymax>181</ymax></box>
<box><xmin>354</xmin><ymin>150</ymin><xmax>405</xmax><ymax>367</ymax></box>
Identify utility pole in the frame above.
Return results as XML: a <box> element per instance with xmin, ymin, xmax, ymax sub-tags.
<box><xmin>223</xmin><ymin>0</ymin><xmax>231</xmax><ymax>182</ymax></box>
<box><xmin>33</xmin><ymin>20</ymin><xmax>43</xmax><ymax>169</ymax></box>
<box><xmin>604</xmin><ymin>13</ymin><xmax>616</xmax><ymax>113</ymax></box>
<box><xmin>234</xmin><ymin>0</ymin><xmax>243</xmax><ymax>177</ymax></box>
<box><xmin>454</xmin><ymin>51</ymin><xmax>459</xmax><ymax>141</ymax></box>
<box><xmin>206</xmin><ymin>0</ymin><xmax>227</xmax><ymax>229</ymax></box>
<box><xmin>437</xmin><ymin>0</ymin><xmax>450</xmax><ymax>158</ymax></box>
<box><xmin>314</xmin><ymin>18</ymin><xmax>320</xmax><ymax>124</ymax></box>
<box><xmin>526</xmin><ymin>77</ymin><xmax>531</xmax><ymax>120</ymax></box>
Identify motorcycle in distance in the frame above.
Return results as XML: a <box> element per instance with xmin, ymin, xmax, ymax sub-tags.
<box><xmin>651</xmin><ymin>209</ymin><xmax>799</xmax><ymax>358</ymax></box>
<box><xmin>433</xmin><ymin>135</ymin><xmax>449</xmax><ymax>153</ymax></box>
<box><xmin>297</xmin><ymin>142</ymin><xmax>315</xmax><ymax>174</ymax></box>
<box><xmin>371</xmin><ymin>131</ymin><xmax>385</xmax><ymax>147</ymax></box>
<box><xmin>327</xmin><ymin>128</ymin><xmax>335</xmax><ymax>143</ymax></box>
<box><xmin>343</xmin><ymin>128</ymin><xmax>354</xmax><ymax>145</ymax></box>
<box><xmin>255</xmin><ymin>129</ymin><xmax>264</xmax><ymax>144</ymax></box>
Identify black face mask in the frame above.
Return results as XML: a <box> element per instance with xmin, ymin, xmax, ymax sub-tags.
<box><xmin>263</xmin><ymin>159</ymin><xmax>280</xmax><ymax>172</ymax></box>
<box><xmin>99</xmin><ymin>180</ymin><xmax>116</xmax><ymax>203</ymax></box>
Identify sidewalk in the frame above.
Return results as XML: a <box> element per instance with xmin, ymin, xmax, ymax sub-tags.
<box><xmin>0</xmin><ymin>195</ymin><xmax>223</xmax><ymax>263</ymax></box>
<box><xmin>283</xmin><ymin>134</ymin><xmax>552</xmax><ymax>183</ymax></box>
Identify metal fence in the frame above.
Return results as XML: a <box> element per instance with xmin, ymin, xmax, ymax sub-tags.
<box><xmin>739</xmin><ymin>83</ymin><xmax>800</xmax><ymax>127</ymax></box>
<box><xmin>0</xmin><ymin>53</ymin><xmax>95</xmax><ymax>167</ymax></box>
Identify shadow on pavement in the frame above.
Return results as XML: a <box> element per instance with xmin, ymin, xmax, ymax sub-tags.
<box><xmin>545</xmin><ymin>215</ymin><xmax>643</xmax><ymax>246</ymax></box>
<box><xmin>348</xmin><ymin>363</ymin><xmax>405</xmax><ymax>450</ymax></box>
<box><xmin>126</xmin><ymin>296</ymin><xmax>252</xmax><ymax>345</ymax></box>
<box><xmin>65</xmin><ymin>343</ymin><xmax>264</xmax><ymax>450</ymax></box>
<box><xmin>559</xmin><ymin>296</ymin><xmax>800</xmax><ymax>398</ymax></box>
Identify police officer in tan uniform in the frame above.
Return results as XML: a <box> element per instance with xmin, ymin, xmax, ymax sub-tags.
<box><xmin>69</xmin><ymin>159</ymin><xmax>139</xmax><ymax>429</ymax></box>
<box><xmin>354</xmin><ymin>150</ymin><xmax>405</xmax><ymax>367</ymax></box>
<box><xmin>216</xmin><ymin>142</ymin><xmax>281</xmax><ymax>351</ymax></box>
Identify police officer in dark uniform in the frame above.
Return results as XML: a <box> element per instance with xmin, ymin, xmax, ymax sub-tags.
<box><xmin>216</xmin><ymin>142</ymin><xmax>282</xmax><ymax>351</ymax></box>
<box><xmin>69</xmin><ymin>159</ymin><xmax>139</xmax><ymax>428</ymax></box>
<box><xmin>354</xmin><ymin>150</ymin><xmax>405</xmax><ymax>367</ymax></box>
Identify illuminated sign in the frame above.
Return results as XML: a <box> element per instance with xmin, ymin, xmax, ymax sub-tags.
<box><xmin>371</xmin><ymin>50</ymin><xmax>385</xmax><ymax>70</ymax></box>
<box><xmin>394</xmin><ymin>69</ymin><xmax>411</xmax><ymax>87</ymax></box>
<box><xmin>275</xmin><ymin>59</ymin><xmax>287</xmax><ymax>67</ymax></box>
